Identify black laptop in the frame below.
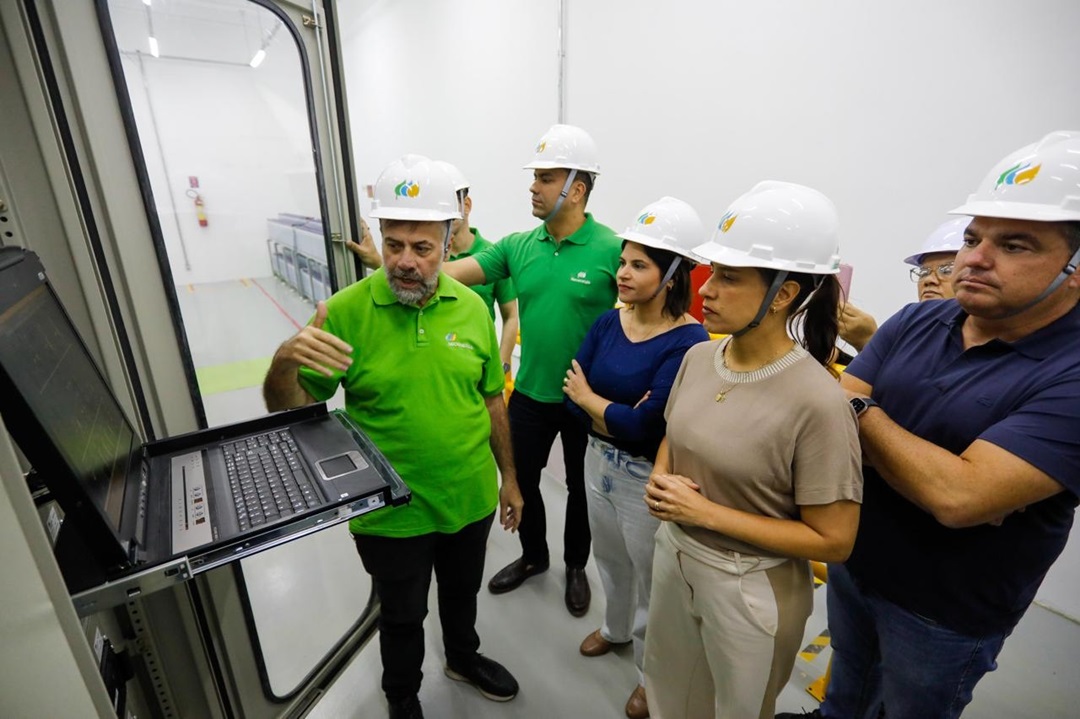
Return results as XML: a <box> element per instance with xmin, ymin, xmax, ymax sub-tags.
<box><xmin>0</xmin><ymin>247</ymin><xmax>408</xmax><ymax>587</ymax></box>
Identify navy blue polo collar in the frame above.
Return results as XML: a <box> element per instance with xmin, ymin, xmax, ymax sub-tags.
<box><xmin>939</xmin><ymin>299</ymin><xmax>1080</xmax><ymax>360</ymax></box>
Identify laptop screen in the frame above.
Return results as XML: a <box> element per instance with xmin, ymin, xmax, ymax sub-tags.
<box><xmin>0</xmin><ymin>276</ymin><xmax>138</xmax><ymax>532</ymax></box>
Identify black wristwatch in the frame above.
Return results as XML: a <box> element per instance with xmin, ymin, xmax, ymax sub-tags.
<box><xmin>849</xmin><ymin>396</ymin><xmax>879</xmax><ymax>418</ymax></box>
<box><xmin>502</xmin><ymin>362</ymin><xmax>511</xmax><ymax>374</ymax></box>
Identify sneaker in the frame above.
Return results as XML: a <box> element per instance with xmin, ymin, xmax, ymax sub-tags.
<box><xmin>444</xmin><ymin>654</ymin><xmax>519</xmax><ymax>702</ymax></box>
<box><xmin>776</xmin><ymin>710</ymin><xmax>821</xmax><ymax>719</ymax></box>
<box><xmin>388</xmin><ymin>694</ymin><xmax>424</xmax><ymax>719</ymax></box>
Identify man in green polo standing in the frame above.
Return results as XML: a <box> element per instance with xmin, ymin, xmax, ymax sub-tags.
<box><xmin>264</xmin><ymin>155</ymin><xmax>523</xmax><ymax>719</ymax></box>
<box><xmin>444</xmin><ymin>125</ymin><xmax>621</xmax><ymax>617</ymax></box>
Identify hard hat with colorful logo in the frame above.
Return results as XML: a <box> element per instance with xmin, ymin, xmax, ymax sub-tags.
<box><xmin>523</xmin><ymin>124</ymin><xmax>601</xmax><ymax>175</ymax></box>
<box><xmin>692</xmin><ymin>181</ymin><xmax>841</xmax><ymax>275</ymax></box>
<box><xmin>369</xmin><ymin>154</ymin><xmax>462</xmax><ymax>222</ymax></box>
<box><xmin>618</xmin><ymin>197</ymin><xmax>706</xmax><ymax>261</ymax></box>
<box><xmin>949</xmin><ymin>130</ymin><xmax>1080</xmax><ymax>222</ymax></box>
<box><xmin>903</xmin><ymin>217</ymin><xmax>971</xmax><ymax>266</ymax></box>
<box><xmin>950</xmin><ymin>131</ymin><xmax>1080</xmax><ymax>318</ymax></box>
<box><xmin>431</xmin><ymin>160</ymin><xmax>469</xmax><ymax>192</ymax></box>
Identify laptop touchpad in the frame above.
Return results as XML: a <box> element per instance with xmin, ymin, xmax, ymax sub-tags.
<box><xmin>317</xmin><ymin>451</ymin><xmax>369</xmax><ymax>481</ymax></box>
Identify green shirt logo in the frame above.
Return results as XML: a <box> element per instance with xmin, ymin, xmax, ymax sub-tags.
<box><xmin>571</xmin><ymin>270</ymin><xmax>592</xmax><ymax>285</ymax></box>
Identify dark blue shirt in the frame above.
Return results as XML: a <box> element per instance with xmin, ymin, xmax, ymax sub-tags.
<box><xmin>566</xmin><ymin>309</ymin><xmax>709</xmax><ymax>462</ymax></box>
<box><xmin>845</xmin><ymin>299</ymin><xmax>1080</xmax><ymax>636</ymax></box>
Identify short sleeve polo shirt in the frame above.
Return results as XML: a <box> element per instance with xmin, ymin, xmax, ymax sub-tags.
<box><xmin>473</xmin><ymin>213</ymin><xmax>621</xmax><ymax>402</ymax></box>
<box><xmin>845</xmin><ymin>299</ymin><xmax>1080</xmax><ymax>635</ymax></box>
<box><xmin>450</xmin><ymin>228</ymin><xmax>517</xmax><ymax>321</ymax></box>
<box><xmin>298</xmin><ymin>269</ymin><xmax>504</xmax><ymax>538</ymax></box>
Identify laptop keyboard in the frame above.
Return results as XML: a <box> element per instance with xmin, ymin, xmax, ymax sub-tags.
<box><xmin>223</xmin><ymin>430</ymin><xmax>324</xmax><ymax>531</ymax></box>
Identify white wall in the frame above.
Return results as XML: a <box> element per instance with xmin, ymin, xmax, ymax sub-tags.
<box><xmin>338</xmin><ymin>0</ymin><xmax>1080</xmax><ymax>617</ymax></box>
<box><xmin>338</xmin><ymin>0</ymin><xmax>560</xmax><ymax>243</ymax></box>
<box><xmin>111</xmin><ymin>0</ymin><xmax>320</xmax><ymax>285</ymax></box>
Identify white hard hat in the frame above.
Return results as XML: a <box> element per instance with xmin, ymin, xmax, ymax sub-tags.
<box><xmin>903</xmin><ymin>217</ymin><xmax>970</xmax><ymax>266</ymax></box>
<box><xmin>523</xmin><ymin>124</ymin><xmax>601</xmax><ymax>175</ymax></box>
<box><xmin>431</xmin><ymin>160</ymin><xmax>469</xmax><ymax>192</ymax></box>
<box><xmin>950</xmin><ymin>130</ymin><xmax>1080</xmax><ymax>222</ymax></box>
<box><xmin>618</xmin><ymin>197</ymin><xmax>706</xmax><ymax>262</ymax></box>
<box><xmin>369</xmin><ymin>154</ymin><xmax>462</xmax><ymax>222</ymax></box>
<box><xmin>693</xmin><ymin>181</ymin><xmax>841</xmax><ymax>275</ymax></box>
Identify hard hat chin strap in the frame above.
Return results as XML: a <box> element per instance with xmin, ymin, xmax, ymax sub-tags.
<box><xmin>732</xmin><ymin>270</ymin><xmax>789</xmax><ymax>338</ymax></box>
<box><xmin>998</xmin><ymin>244</ymin><xmax>1080</xmax><ymax>319</ymax></box>
<box><xmin>649</xmin><ymin>256</ymin><xmax>683</xmax><ymax>300</ymax></box>
<box><xmin>443</xmin><ymin>220</ymin><xmax>454</xmax><ymax>254</ymax></box>
<box><xmin>544</xmin><ymin>169</ymin><xmax>580</xmax><ymax>223</ymax></box>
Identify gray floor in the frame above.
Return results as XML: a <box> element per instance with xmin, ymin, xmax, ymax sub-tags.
<box><xmin>301</xmin><ymin>456</ymin><xmax>1080</xmax><ymax>719</ymax></box>
<box><xmin>183</xmin><ymin>276</ymin><xmax>1080</xmax><ymax>718</ymax></box>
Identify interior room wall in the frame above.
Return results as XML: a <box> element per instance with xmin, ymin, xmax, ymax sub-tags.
<box><xmin>339</xmin><ymin>0</ymin><xmax>1080</xmax><ymax>618</ymax></box>
<box><xmin>110</xmin><ymin>1</ymin><xmax>320</xmax><ymax>286</ymax></box>
<box><xmin>338</xmin><ymin>0</ymin><xmax>560</xmax><ymax>244</ymax></box>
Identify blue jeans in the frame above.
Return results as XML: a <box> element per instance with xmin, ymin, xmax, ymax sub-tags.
<box><xmin>584</xmin><ymin>437</ymin><xmax>660</xmax><ymax>682</ymax></box>
<box><xmin>822</xmin><ymin>564</ymin><xmax>1009</xmax><ymax>719</ymax></box>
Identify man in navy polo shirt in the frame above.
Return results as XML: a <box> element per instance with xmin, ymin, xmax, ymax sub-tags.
<box><xmin>782</xmin><ymin>131</ymin><xmax>1080</xmax><ymax>719</ymax></box>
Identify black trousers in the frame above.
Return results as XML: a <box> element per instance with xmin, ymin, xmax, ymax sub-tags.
<box><xmin>353</xmin><ymin>512</ymin><xmax>494</xmax><ymax>700</ymax></box>
<box><xmin>508</xmin><ymin>391</ymin><xmax>591</xmax><ymax>568</ymax></box>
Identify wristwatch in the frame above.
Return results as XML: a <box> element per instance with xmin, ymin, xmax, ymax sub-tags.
<box><xmin>849</xmin><ymin>396</ymin><xmax>879</xmax><ymax>418</ymax></box>
<box><xmin>502</xmin><ymin>362</ymin><xmax>511</xmax><ymax>374</ymax></box>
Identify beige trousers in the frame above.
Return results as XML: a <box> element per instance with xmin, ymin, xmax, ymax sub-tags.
<box><xmin>643</xmin><ymin>522</ymin><xmax>813</xmax><ymax>719</ymax></box>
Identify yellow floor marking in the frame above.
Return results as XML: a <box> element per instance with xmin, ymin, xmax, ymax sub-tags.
<box><xmin>798</xmin><ymin>628</ymin><xmax>831</xmax><ymax>663</ymax></box>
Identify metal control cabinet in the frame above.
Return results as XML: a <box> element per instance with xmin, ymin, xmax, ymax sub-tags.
<box><xmin>268</xmin><ymin>214</ymin><xmax>332</xmax><ymax>304</ymax></box>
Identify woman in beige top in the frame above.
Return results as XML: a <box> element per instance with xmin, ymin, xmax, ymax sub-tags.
<box><xmin>642</xmin><ymin>181</ymin><xmax>863</xmax><ymax>719</ymax></box>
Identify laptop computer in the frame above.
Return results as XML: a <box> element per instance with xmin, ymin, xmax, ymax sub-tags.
<box><xmin>0</xmin><ymin>247</ymin><xmax>409</xmax><ymax>589</ymax></box>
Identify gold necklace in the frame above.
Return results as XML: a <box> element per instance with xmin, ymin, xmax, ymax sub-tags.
<box><xmin>712</xmin><ymin>337</ymin><xmax>803</xmax><ymax>402</ymax></box>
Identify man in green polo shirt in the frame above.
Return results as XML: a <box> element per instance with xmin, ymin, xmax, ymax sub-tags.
<box><xmin>443</xmin><ymin>125</ymin><xmax>621</xmax><ymax>617</ymax></box>
<box><xmin>263</xmin><ymin>155</ymin><xmax>523</xmax><ymax>719</ymax></box>
<box><xmin>433</xmin><ymin>160</ymin><xmax>520</xmax><ymax>377</ymax></box>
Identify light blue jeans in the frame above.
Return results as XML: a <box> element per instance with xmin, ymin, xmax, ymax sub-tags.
<box><xmin>584</xmin><ymin>436</ymin><xmax>660</xmax><ymax>683</ymax></box>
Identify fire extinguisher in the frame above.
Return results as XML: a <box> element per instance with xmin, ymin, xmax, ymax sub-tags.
<box><xmin>186</xmin><ymin>189</ymin><xmax>208</xmax><ymax>227</ymax></box>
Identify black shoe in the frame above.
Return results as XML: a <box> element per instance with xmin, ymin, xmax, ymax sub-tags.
<box><xmin>488</xmin><ymin>557</ymin><xmax>549</xmax><ymax>594</ymax></box>
<box><xmin>776</xmin><ymin>710</ymin><xmax>821</xmax><ymax>719</ymax></box>
<box><xmin>565</xmin><ymin>566</ymin><xmax>590</xmax><ymax>617</ymax></box>
<box><xmin>444</xmin><ymin>654</ymin><xmax>519</xmax><ymax>702</ymax></box>
<box><xmin>388</xmin><ymin>694</ymin><xmax>424</xmax><ymax>719</ymax></box>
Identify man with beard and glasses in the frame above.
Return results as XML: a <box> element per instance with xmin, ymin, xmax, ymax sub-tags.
<box><xmin>264</xmin><ymin>155</ymin><xmax>524</xmax><ymax>719</ymax></box>
<box><xmin>780</xmin><ymin>131</ymin><xmax>1080</xmax><ymax>719</ymax></box>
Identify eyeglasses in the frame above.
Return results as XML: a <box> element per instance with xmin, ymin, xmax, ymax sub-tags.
<box><xmin>910</xmin><ymin>262</ymin><xmax>954</xmax><ymax>282</ymax></box>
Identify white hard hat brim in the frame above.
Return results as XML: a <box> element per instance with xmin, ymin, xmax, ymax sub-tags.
<box><xmin>370</xmin><ymin>208</ymin><xmax>461</xmax><ymax>221</ymax></box>
<box><xmin>522</xmin><ymin>161</ymin><xmax>601</xmax><ymax>175</ymax></box>
<box><xmin>902</xmin><ymin>248</ymin><xmax>958</xmax><ymax>266</ymax></box>
<box><xmin>617</xmin><ymin>231</ymin><xmax>700</xmax><ymax>262</ymax></box>
<box><xmin>949</xmin><ymin>199</ymin><xmax>1080</xmax><ymax>223</ymax></box>
<box><xmin>692</xmin><ymin>240</ymin><xmax>840</xmax><ymax>275</ymax></box>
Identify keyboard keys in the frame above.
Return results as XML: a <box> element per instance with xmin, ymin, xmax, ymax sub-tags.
<box><xmin>225</xmin><ymin>429</ymin><xmax>322</xmax><ymax>529</ymax></box>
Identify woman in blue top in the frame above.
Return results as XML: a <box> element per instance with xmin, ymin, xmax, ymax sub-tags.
<box><xmin>563</xmin><ymin>196</ymin><xmax>709</xmax><ymax>719</ymax></box>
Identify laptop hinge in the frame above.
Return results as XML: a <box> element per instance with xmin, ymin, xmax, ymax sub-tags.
<box><xmin>71</xmin><ymin>556</ymin><xmax>193</xmax><ymax>617</ymax></box>
<box><xmin>130</xmin><ymin>454</ymin><xmax>151</xmax><ymax>563</ymax></box>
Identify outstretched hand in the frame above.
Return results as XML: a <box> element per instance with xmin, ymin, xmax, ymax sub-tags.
<box><xmin>276</xmin><ymin>301</ymin><xmax>354</xmax><ymax>377</ymax></box>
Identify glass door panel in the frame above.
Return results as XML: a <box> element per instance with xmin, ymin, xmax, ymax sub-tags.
<box><xmin>104</xmin><ymin>0</ymin><xmax>328</xmax><ymax>427</ymax></box>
